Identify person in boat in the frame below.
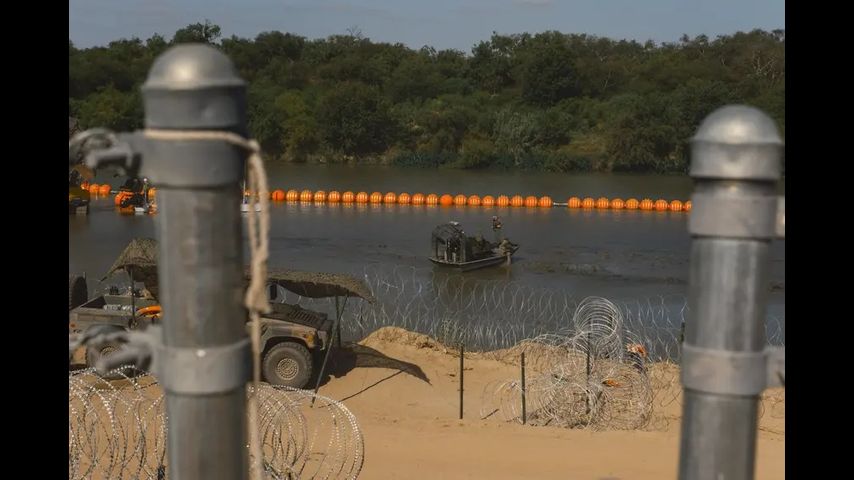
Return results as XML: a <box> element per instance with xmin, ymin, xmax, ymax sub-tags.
<box><xmin>492</xmin><ymin>215</ymin><xmax>503</xmax><ymax>242</ymax></box>
<box><xmin>119</xmin><ymin>177</ymin><xmax>151</xmax><ymax>209</ymax></box>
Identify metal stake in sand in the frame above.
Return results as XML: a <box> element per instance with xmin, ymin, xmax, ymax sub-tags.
<box><xmin>678</xmin><ymin>105</ymin><xmax>785</xmax><ymax>480</ymax></box>
<box><xmin>459</xmin><ymin>343</ymin><xmax>465</xmax><ymax>420</ymax></box>
<box><xmin>521</xmin><ymin>351</ymin><xmax>527</xmax><ymax>425</ymax></box>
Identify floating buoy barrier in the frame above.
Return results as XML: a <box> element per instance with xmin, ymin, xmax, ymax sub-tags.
<box><xmin>90</xmin><ymin>183</ymin><xmax>692</xmax><ymax>213</ymax></box>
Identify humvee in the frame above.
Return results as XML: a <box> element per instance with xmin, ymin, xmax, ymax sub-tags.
<box><xmin>69</xmin><ymin>238</ymin><xmax>374</xmax><ymax>388</ymax></box>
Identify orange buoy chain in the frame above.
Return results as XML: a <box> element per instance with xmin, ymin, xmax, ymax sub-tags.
<box><xmin>91</xmin><ymin>184</ymin><xmax>691</xmax><ymax>213</ymax></box>
<box><xmin>259</xmin><ymin>188</ymin><xmax>691</xmax><ymax>212</ymax></box>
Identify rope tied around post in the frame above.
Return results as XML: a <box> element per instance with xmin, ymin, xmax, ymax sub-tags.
<box><xmin>142</xmin><ymin>128</ymin><xmax>270</xmax><ymax>480</ymax></box>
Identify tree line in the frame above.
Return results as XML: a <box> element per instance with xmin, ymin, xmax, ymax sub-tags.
<box><xmin>69</xmin><ymin>21</ymin><xmax>784</xmax><ymax>173</ymax></box>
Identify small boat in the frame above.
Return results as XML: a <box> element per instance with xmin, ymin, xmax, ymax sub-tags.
<box><xmin>429</xmin><ymin>222</ymin><xmax>519</xmax><ymax>272</ymax></box>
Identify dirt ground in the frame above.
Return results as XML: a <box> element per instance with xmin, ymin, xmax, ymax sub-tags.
<box><xmin>71</xmin><ymin>327</ymin><xmax>784</xmax><ymax>479</ymax></box>
<box><xmin>313</xmin><ymin>327</ymin><xmax>784</xmax><ymax>480</ymax></box>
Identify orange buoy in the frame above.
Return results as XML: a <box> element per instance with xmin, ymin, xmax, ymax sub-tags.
<box><xmin>356</xmin><ymin>192</ymin><xmax>368</xmax><ymax>203</ymax></box>
<box><xmin>684</xmin><ymin>200</ymin><xmax>692</xmax><ymax>212</ymax></box>
<box><xmin>426</xmin><ymin>194</ymin><xmax>439</xmax><ymax>205</ymax></box>
<box><xmin>669</xmin><ymin>200</ymin><xmax>683</xmax><ymax>212</ymax></box>
<box><xmin>655</xmin><ymin>199</ymin><xmax>668</xmax><ymax>211</ymax></box>
<box><xmin>538</xmin><ymin>196</ymin><xmax>553</xmax><ymax>208</ymax></box>
<box><xmin>582</xmin><ymin>197</ymin><xmax>595</xmax><ymax>209</ymax></box>
<box><xmin>496</xmin><ymin>195</ymin><xmax>510</xmax><ymax>207</ymax></box>
<box><xmin>80</xmin><ymin>181</ymin><xmax>90</xmax><ymax>191</ymax></box>
<box><xmin>398</xmin><ymin>192</ymin><xmax>411</xmax><ymax>204</ymax></box>
<box><xmin>314</xmin><ymin>191</ymin><xmax>326</xmax><ymax>203</ymax></box>
<box><xmin>482</xmin><ymin>195</ymin><xmax>495</xmax><ymax>206</ymax></box>
<box><xmin>439</xmin><ymin>194</ymin><xmax>454</xmax><ymax>206</ymax></box>
<box><xmin>568</xmin><ymin>197</ymin><xmax>581</xmax><ymax>208</ymax></box>
<box><xmin>625</xmin><ymin>198</ymin><xmax>639</xmax><ymax>210</ymax></box>
<box><xmin>328</xmin><ymin>191</ymin><xmax>341</xmax><ymax>203</ymax></box>
<box><xmin>98</xmin><ymin>184</ymin><xmax>111</xmax><ymax>195</ymax></box>
<box><xmin>384</xmin><ymin>192</ymin><xmax>397</xmax><ymax>204</ymax></box>
<box><xmin>299</xmin><ymin>190</ymin><xmax>313</xmax><ymax>202</ymax></box>
<box><xmin>271</xmin><ymin>189</ymin><xmax>285</xmax><ymax>201</ymax></box>
<box><xmin>87</xmin><ymin>184</ymin><xmax>99</xmax><ymax>194</ymax></box>
<box><xmin>411</xmin><ymin>193</ymin><xmax>425</xmax><ymax>205</ymax></box>
<box><xmin>510</xmin><ymin>195</ymin><xmax>524</xmax><ymax>207</ymax></box>
<box><xmin>341</xmin><ymin>191</ymin><xmax>355</xmax><ymax>203</ymax></box>
<box><xmin>114</xmin><ymin>192</ymin><xmax>128</xmax><ymax>206</ymax></box>
<box><xmin>611</xmin><ymin>198</ymin><xmax>625</xmax><ymax>210</ymax></box>
<box><xmin>286</xmin><ymin>189</ymin><xmax>299</xmax><ymax>202</ymax></box>
<box><xmin>640</xmin><ymin>198</ymin><xmax>654</xmax><ymax>210</ymax></box>
<box><xmin>468</xmin><ymin>195</ymin><xmax>481</xmax><ymax>206</ymax></box>
<box><xmin>370</xmin><ymin>192</ymin><xmax>383</xmax><ymax>204</ymax></box>
<box><xmin>523</xmin><ymin>196</ymin><xmax>537</xmax><ymax>208</ymax></box>
<box><xmin>596</xmin><ymin>197</ymin><xmax>610</xmax><ymax>209</ymax></box>
<box><xmin>453</xmin><ymin>194</ymin><xmax>467</xmax><ymax>206</ymax></box>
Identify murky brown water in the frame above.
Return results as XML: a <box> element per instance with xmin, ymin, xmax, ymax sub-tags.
<box><xmin>69</xmin><ymin>164</ymin><xmax>784</xmax><ymax>328</ymax></box>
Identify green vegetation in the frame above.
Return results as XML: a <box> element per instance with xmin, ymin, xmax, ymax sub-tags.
<box><xmin>69</xmin><ymin>22</ymin><xmax>784</xmax><ymax>173</ymax></box>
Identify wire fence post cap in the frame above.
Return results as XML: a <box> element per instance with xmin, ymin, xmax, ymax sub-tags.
<box><xmin>690</xmin><ymin>105</ymin><xmax>783</xmax><ymax>182</ymax></box>
<box><xmin>142</xmin><ymin>43</ymin><xmax>247</xmax><ymax>133</ymax></box>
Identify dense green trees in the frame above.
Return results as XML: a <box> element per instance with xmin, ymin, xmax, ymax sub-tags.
<box><xmin>69</xmin><ymin>25</ymin><xmax>784</xmax><ymax>173</ymax></box>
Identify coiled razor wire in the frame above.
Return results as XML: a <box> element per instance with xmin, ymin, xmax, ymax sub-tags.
<box><xmin>272</xmin><ymin>263</ymin><xmax>784</xmax><ymax>361</ymax></box>
<box><xmin>68</xmin><ymin>368</ymin><xmax>364</xmax><ymax>480</ymax></box>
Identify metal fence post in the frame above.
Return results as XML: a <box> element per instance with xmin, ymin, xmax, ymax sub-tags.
<box><xmin>143</xmin><ymin>44</ymin><xmax>250</xmax><ymax>480</ymax></box>
<box><xmin>678</xmin><ymin>105</ymin><xmax>784</xmax><ymax>480</ymax></box>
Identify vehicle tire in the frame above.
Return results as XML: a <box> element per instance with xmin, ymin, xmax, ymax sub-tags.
<box><xmin>84</xmin><ymin>326</ymin><xmax>133</xmax><ymax>381</ymax></box>
<box><xmin>69</xmin><ymin>275</ymin><xmax>88</xmax><ymax>310</ymax></box>
<box><xmin>262</xmin><ymin>342</ymin><xmax>313</xmax><ymax>389</ymax></box>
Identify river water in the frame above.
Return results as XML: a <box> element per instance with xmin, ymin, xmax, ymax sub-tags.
<box><xmin>69</xmin><ymin>164</ymin><xmax>785</xmax><ymax>349</ymax></box>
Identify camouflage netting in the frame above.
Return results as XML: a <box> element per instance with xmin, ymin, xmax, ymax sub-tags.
<box><xmin>100</xmin><ymin>238</ymin><xmax>374</xmax><ymax>303</ymax></box>
<box><xmin>102</xmin><ymin>238</ymin><xmax>159</xmax><ymax>299</ymax></box>
<box><xmin>260</xmin><ymin>268</ymin><xmax>376</xmax><ymax>303</ymax></box>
